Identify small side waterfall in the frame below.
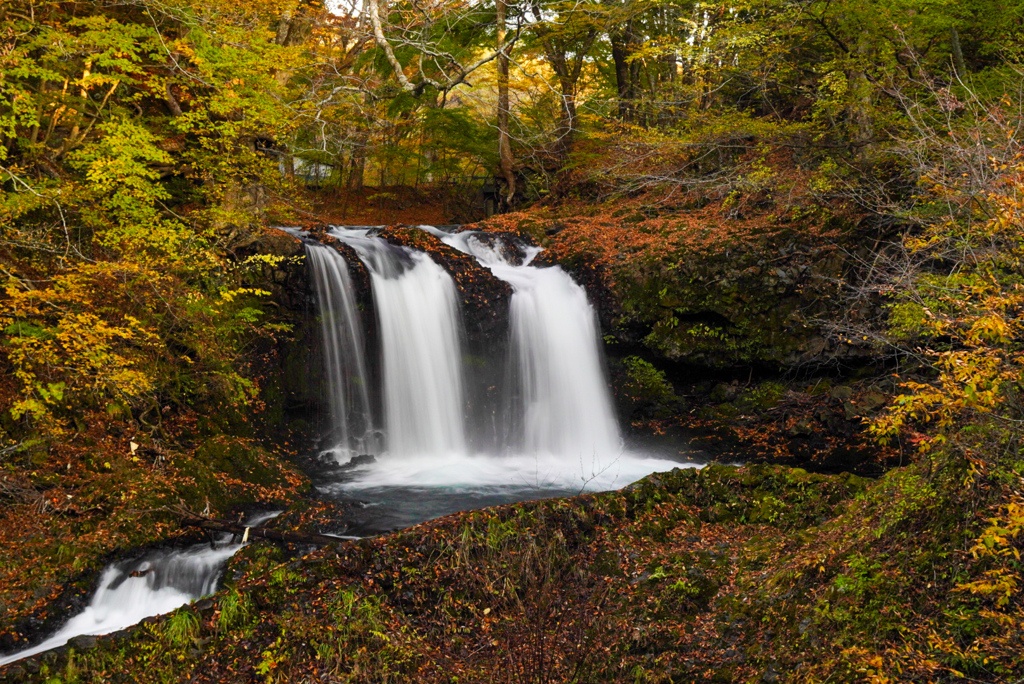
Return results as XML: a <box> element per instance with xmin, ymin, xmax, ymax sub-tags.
<box><xmin>0</xmin><ymin>512</ymin><xmax>278</xmax><ymax>667</ymax></box>
<box><xmin>328</xmin><ymin>228</ymin><xmax>466</xmax><ymax>458</ymax></box>
<box><xmin>305</xmin><ymin>243</ymin><xmax>377</xmax><ymax>457</ymax></box>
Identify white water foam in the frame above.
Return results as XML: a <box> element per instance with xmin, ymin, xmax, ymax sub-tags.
<box><xmin>327</xmin><ymin>450</ymin><xmax>695</xmax><ymax>492</ymax></box>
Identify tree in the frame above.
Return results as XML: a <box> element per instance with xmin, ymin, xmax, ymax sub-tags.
<box><xmin>0</xmin><ymin>0</ymin><xmax>308</xmax><ymax>431</ymax></box>
<box><xmin>497</xmin><ymin>0</ymin><xmax>516</xmax><ymax>202</ymax></box>
<box><xmin>525</xmin><ymin>0</ymin><xmax>603</xmax><ymax>152</ymax></box>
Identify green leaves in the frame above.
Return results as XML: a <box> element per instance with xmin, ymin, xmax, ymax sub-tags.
<box><xmin>68</xmin><ymin>117</ymin><xmax>188</xmax><ymax>257</ymax></box>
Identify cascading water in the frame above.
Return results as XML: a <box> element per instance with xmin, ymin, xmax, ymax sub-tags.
<box><xmin>327</xmin><ymin>227</ymin><xmax>466</xmax><ymax>458</ymax></box>
<box><xmin>432</xmin><ymin>228</ymin><xmax>621</xmax><ymax>460</ymax></box>
<box><xmin>297</xmin><ymin>225</ymin><xmax>700</xmax><ymax>535</ymax></box>
<box><xmin>0</xmin><ymin>512</ymin><xmax>278</xmax><ymax>667</ymax></box>
<box><xmin>305</xmin><ymin>242</ymin><xmax>377</xmax><ymax>457</ymax></box>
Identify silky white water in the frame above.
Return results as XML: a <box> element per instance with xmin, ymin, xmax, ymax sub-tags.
<box><xmin>309</xmin><ymin>226</ymin><xmax>699</xmax><ymax>534</ymax></box>
<box><xmin>427</xmin><ymin>227</ymin><xmax>622</xmax><ymax>458</ymax></box>
<box><xmin>0</xmin><ymin>513</ymin><xmax>277</xmax><ymax>666</ymax></box>
<box><xmin>305</xmin><ymin>242</ymin><xmax>377</xmax><ymax>457</ymax></box>
<box><xmin>327</xmin><ymin>227</ymin><xmax>466</xmax><ymax>458</ymax></box>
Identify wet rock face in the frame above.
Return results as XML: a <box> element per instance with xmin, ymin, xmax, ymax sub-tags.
<box><xmin>235</xmin><ymin>225</ymin><xmax>338</xmax><ymax>443</ymax></box>
<box><xmin>611</xmin><ymin>239</ymin><xmax>849</xmax><ymax>370</ymax></box>
<box><xmin>234</xmin><ymin>226</ymin><xmax>309</xmax><ymax>310</ymax></box>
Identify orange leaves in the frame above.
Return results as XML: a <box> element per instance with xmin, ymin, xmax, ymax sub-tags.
<box><xmin>870</xmin><ymin>159</ymin><xmax>1024</xmax><ymax>453</ymax></box>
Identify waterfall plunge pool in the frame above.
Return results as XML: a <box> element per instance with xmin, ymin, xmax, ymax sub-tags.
<box><xmin>309</xmin><ymin>448</ymin><xmax>704</xmax><ymax>540</ymax></box>
<box><xmin>312</xmin><ymin>448</ymin><xmax>704</xmax><ymax>537</ymax></box>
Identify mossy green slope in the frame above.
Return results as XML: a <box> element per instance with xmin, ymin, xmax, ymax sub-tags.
<box><xmin>9</xmin><ymin>453</ymin><xmax>1020</xmax><ymax>684</ymax></box>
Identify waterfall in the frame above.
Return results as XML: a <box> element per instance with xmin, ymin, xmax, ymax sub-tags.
<box><xmin>305</xmin><ymin>243</ymin><xmax>377</xmax><ymax>457</ymax></box>
<box><xmin>508</xmin><ymin>256</ymin><xmax>622</xmax><ymax>457</ymax></box>
<box><xmin>430</xmin><ymin>229</ymin><xmax>622</xmax><ymax>460</ymax></box>
<box><xmin>302</xmin><ymin>225</ymin><xmax>620</xmax><ymax>465</ymax></box>
<box><xmin>0</xmin><ymin>512</ymin><xmax>278</xmax><ymax>667</ymax></box>
<box><xmin>299</xmin><ymin>224</ymin><xmax>694</xmax><ymax>531</ymax></box>
<box><xmin>327</xmin><ymin>228</ymin><xmax>466</xmax><ymax>457</ymax></box>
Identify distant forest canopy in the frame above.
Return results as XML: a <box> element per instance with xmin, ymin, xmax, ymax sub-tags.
<box><xmin>0</xmin><ymin>0</ymin><xmax>1022</xmax><ymax>436</ymax></box>
<box><xmin>2</xmin><ymin>0</ymin><xmax>1022</xmax><ymax>198</ymax></box>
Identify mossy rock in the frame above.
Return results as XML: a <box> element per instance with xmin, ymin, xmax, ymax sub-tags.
<box><xmin>194</xmin><ymin>437</ymin><xmax>287</xmax><ymax>488</ymax></box>
<box><xmin>625</xmin><ymin>464</ymin><xmax>866</xmax><ymax>530</ymax></box>
<box><xmin>596</xmin><ymin>219</ymin><xmax>859</xmax><ymax>369</ymax></box>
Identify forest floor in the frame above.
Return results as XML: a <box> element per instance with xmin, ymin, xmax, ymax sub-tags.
<box><xmin>280</xmin><ymin>185</ymin><xmax>461</xmax><ymax>227</ymax></box>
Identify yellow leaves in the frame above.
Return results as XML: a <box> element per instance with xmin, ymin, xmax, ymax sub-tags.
<box><xmin>219</xmin><ymin>287</ymin><xmax>271</xmax><ymax>303</ymax></box>
<box><xmin>959</xmin><ymin>571</ymin><xmax>1020</xmax><ymax>607</ymax></box>
<box><xmin>871</xmin><ymin>345</ymin><xmax>1021</xmax><ymax>450</ymax></box>
<box><xmin>872</xmin><ymin>158</ymin><xmax>1024</xmax><ymax>453</ymax></box>
<box><xmin>971</xmin><ymin>499</ymin><xmax>1024</xmax><ymax>560</ymax></box>
<box><xmin>954</xmin><ymin>496</ymin><xmax>1024</xmax><ymax>607</ymax></box>
<box><xmin>967</xmin><ymin>314</ymin><xmax>1012</xmax><ymax>345</ymax></box>
<box><xmin>10</xmin><ymin>397</ymin><xmax>51</xmax><ymax>423</ymax></box>
<box><xmin>0</xmin><ymin>263</ymin><xmax>164</xmax><ymax>431</ymax></box>
<box><xmin>840</xmin><ymin>647</ymin><xmax>895</xmax><ymax>684</ymax></box>
<box><xmin>239</xmin><ymin>253</ymin><xmax>287</xmax><ymax>267</ymax></box>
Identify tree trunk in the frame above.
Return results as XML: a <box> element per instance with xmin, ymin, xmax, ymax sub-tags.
<box><xmin>165</xmin><ymin>82</ymin><xmax>183</xmax><ymax>116</ymax></box>
<box><xmin>850</xmin><ymin>38</ymin><xmax>875</xmax><ymax>159</ymax></box>
<box><xmin>283</xmin><ymin>152</ymin><xmax>295</xmax><ymax>181</ymax></box>
<box><xmin>556</xmin><ymin>80</ymin><xmax>577</xmax><ymax>149</ymax></box>
<box><xmin>348</xmin><ymin>146</ymin><xmax>366</xmax><ymax>191</ymax></box>
<box><xmin>496</xmin><ymin>0</ymin><xmax>515</xmax><ymax>204</ymax></box>
<box><xmin>950</xmin><ymin>26</ymin><xmax>967</xmax><ymax>79</ymax></box>
<box><xmin>181</xmin><ymin>517</ymin><xmax>342</xmax><ymax>546</ymax></box>
<box><xmin>611</xmin><ymin>30</ymin><xmax>634</xmax><ymax>121</ymax></box>
<box><xmin>544</xmin><ymin>49</ymin><xmax>577</xmax><ymax>154</ymax></box>
<box><xmin>275</xmin><ymin>7</ymin><xmax>294</xmax><ymax>46</ymax></box>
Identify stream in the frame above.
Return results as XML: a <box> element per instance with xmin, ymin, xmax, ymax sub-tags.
<box><xmin>0</xmin><ymin>512</ymin><xmax>279</xmax><ymax>667</ymax></box>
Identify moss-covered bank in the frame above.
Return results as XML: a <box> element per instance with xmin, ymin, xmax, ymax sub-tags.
<box><xmin>6</xmin><ymin>452</ymin><xmax>1021</xmax><ymax>683</ymax></box>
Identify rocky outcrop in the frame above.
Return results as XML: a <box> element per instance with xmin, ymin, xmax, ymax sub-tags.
<box><xmin>235</xmin><ymin>226</ymin><xmax>329</xmax><ymax>443</ymax></box>
<box><xmin>478</xmin><ymin>209</ymin><xmax>895</xmax><ymax>372</ymax></box>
